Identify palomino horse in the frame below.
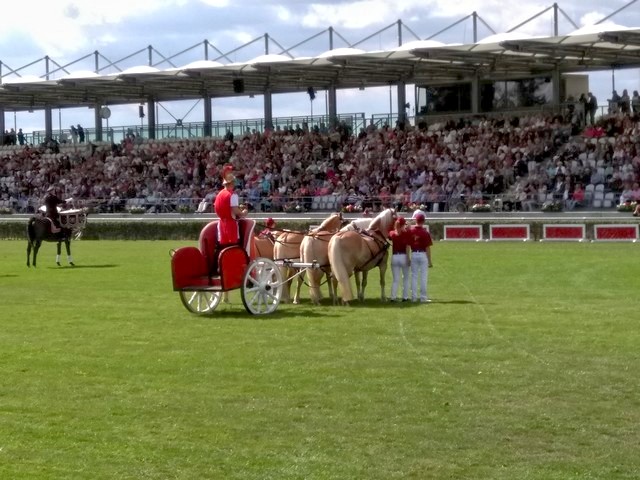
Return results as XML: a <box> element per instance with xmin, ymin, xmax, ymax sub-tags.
<box><xmin>26</xmin><ymin>208</ymin><xmax>88</xmax><ymax>267</ymax></box>
<box><xmin>273</xmin><ymin>212</ymin><xmax>344</xmax><ymax>304</ymax></box>
<box><xmin>253</xmin><ymin>234</ymin><xmax>275</xmax><ymax>260</ymax></box>
<box><xmin>328</xmin><ymin>208</ymin><xmax>396</xmax><ymax>305</ymax></box>
<box><xmin>299</xmin><ymin>212</ymin><xmax>345</xmax><ymax>305</ymax></box>
<box><xmin>272</xmin><ymin>227</ymin><xmax>306</xmax><ymax>304</ymax></box>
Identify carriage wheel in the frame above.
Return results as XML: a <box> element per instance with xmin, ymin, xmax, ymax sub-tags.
<box><xmin>179</xmin><ymin>290</ymin><xmax>222</xmax><ymax>315</ymax></box>
<box><xmin>241</xmin><ymin>258</ymin><xmax>283</xmax><ymax>315</ymax></box>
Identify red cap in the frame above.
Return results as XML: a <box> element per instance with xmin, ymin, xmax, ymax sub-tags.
<box><xmin>395</xmin><ymin>217</ymin><xmax>406</xmax><ymax>227</ymax></box>
<box><xmin>221</xmin><ymin>164</ymin><xmax>235</xmax><ymax>184</ymax></box>
<box><xmin>266</xmin><ymin>217</ymin><xmax>275</xmax><ymax>227</ymax></box>
<box><xmin>414</xmin><ymin>213</ymin><xmax>425</xmax><ymax>223</ymax></box>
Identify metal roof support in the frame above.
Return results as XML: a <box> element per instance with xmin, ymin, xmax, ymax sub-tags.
<box><xmin>422</xmin><ymin>10</ymin><xmax>500</xmax><ymax>42</ymax></box>
<box><xmin>397</xmin><ymin>80</ymin><xmax>407</xmax><ymax>123</ymax></box>
<box><xmin>147</xmin><ymin>97</ymin><xmax>156</xmax><ymax>139</ymax></box>
<box><xmin>279</xmin><ymin>28</ymin><xmax>336</xmax><ymax>57</ymax></box>
<box><xmin>556</xmin><ymin>6</ymin><xmax>579</xmax><ymax>30</ymax></box>
<box><xmin>596</xmin><ymin>0</ymin><xmax>639</xmax><ymax>24</ymax></box>
<box><xmin>94</xmin><ymin>103</ymin><xmax>103</xmax><ymax>142</ymax></box>
<box><xmin>328</xmin><ymin>83</ymin><xmax>337</xmax><ymax>128</ymax></box>
<box><xmin>97</xmin><ymin>46</ymin><xmax>149</xmax><ymax>74</ymax></box>
<box><xmin>473</xmin><ymin>12</ymin><xmax>478</xmax><ymax>43</ymax></box>
<box><xmin>471</xmin><ymin>74</ymin><xmax>479</xmax><ymax>114</ymax></box>
<box><xmin>0</xmin><ymin>107</ymin><xmax>5</xmax><ymax>143</ymax></box>
<box><xmin>263</xmin><ymin>87</ymin><xmax>273</xmax><ymax>130</ymax></box>
<box><xmin>475</xmin><ymin>13</ymin><xmax>497</xmax><ymax>39</ymax></box>
<box><xmin>352</xmin><ymin>20</ymin><xmax>419</xmax><ymax>48</ymax></box>
<box><xmin>44</xmin><ymin>106</ymin><xmax>52</xmax><ymax>140</ymax></box>
<box><xmin>203</xmin><ymin>94</ymin><xmax>212</xmax><ymax>137</ymax></box>
<box><xmin>552</xmin><ymin>67</ymin><xmax>561</xmax><ymax>107</ymax></box>
<box><xmin>506</xmin><ymin>4</ymin><xmax>578</xmax><ymax>36</ymax></box>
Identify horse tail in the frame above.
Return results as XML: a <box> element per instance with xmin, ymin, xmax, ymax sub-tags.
<box><xmin>328</xmin><ymin>234</ymin><xmax>353</xmax><ymax>303</ymax></box>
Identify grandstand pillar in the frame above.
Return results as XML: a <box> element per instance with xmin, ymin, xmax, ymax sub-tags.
<box><xmin>471</xmin><ymin>75</ymin><xmax>480</xmax><ymax>114</ymax></box>
<box><xmin>94</xmin><ymin>104</ymin><xmax>103</xmax><ymax>142</ymax></box>
<box><xmin>147</xmin><ymin>97</ymin><xmax>156</xmax><ymax>140</ymax></box>
<box><xmin>263</xmin><ymin>90</ymin><xmax>273</xmax><ymax>130</ymax></box>
<box><xmin>0</xmin><ymin>107</ymin><xmax>5</xmax><ymax>144</ymax></box>
<box><xmin>203</xmin><ymin>94</ymin><xmax>212</xmax><ymax>137</ymax></box>
<box><xmin>44</xmin><ymin>106</ymin><xmax>53</xmax><ymax>141</ymax></box>
<box><xmin>328</xmin><ymin>85</ymin><xmax>337</xmax><ymax>128</ymax></box>
<box><xmin>397</xmin><ymin>81</ymin><xmax>406</xmax><ymax>124</ymax></box>
<box><xmin>552</xmin><ymin>68</ymin><xmax>561</xmax><ymax>108</ymax></box>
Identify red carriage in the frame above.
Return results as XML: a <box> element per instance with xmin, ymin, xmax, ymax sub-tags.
<box><xmin>170</xmin><ymin>218</ymin><xmax>318</xmax><ymax>315</ymax></box>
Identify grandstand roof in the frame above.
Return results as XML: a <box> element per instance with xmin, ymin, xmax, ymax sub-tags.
<box><xmin>1</xmin><ymin>28</ymin><xmax>639</xmax><ymax>112</ymax></box>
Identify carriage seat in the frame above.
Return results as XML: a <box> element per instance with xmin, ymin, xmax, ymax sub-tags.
<box><xmin>198</xmin><ymin>219</ymin><xmax>256</xmax><ymax>273</ymax></box>
<box><xmin>171</xmin><ymin>219</ymin><xmax>256</xmax><ymax>292</ymax></box>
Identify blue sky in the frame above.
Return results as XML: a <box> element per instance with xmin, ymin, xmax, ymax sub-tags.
<box><xmin>1</xmin><ymin>0</ymin><xmax>639</xmax><ymax>134</ymax></box>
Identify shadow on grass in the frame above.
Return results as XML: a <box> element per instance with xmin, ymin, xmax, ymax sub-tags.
<box><xmin>0</xmin><ymin>274</ymin><xmax>18</xmax><ymax>278</ymax></box>
<box><xmin>341</xmin><ymin>299</ymin><xmax>479</xmax><ymax>307</ymax></box>
<box><xmin>47</xmin><ymin>264</ymin><xmax>119</xmax><ymax>269</ymax></box>
<box><xmin>182</xmin><ymin>305</ymin><xmax>345</xmax><ymax>320</ymax></box>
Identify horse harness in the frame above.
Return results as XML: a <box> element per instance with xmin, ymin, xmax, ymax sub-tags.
<box><xmin>336</xmin><ymin>226</ymin><xmax>390</xmax><ymax>272</ymax></box>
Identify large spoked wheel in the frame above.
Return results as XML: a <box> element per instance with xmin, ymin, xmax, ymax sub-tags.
<box><xmin>241</xmin><ymin>258</ymin><xmax>283</xmax><ymax>315</ymax></box>
<box><xmin>179</xmin><ymin>290</ymin><xmax>222</xmax><ymax>315</ymax></box>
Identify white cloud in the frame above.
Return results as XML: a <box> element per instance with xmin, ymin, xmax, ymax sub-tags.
<box><xmin>198</xmin><ymin>0</ymin><xmax>230</xmax><ymax>6</ymax></box>
<box><xmin>274</xmin><ymin>5</ymin><xmax>292</xmax><ymax>22</ymax></box>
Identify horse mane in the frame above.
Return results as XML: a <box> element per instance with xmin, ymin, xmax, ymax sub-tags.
<box><xmin>367</xmin><ymin>208</ymin><xmax>395</xmax><ymax>235</ymax></box>
<box><xmin>311</xmin><ymin>212</ymin><xmax>343</xmax><ymax>233</ymax></box>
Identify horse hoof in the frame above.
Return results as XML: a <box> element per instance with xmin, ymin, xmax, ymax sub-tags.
<box><xmin>69</xmin><ymin>262</ymin><xmax>75</xmax><ymax>266</ymax></box>
<box><xmin>56</xmin><ymin>262</ymin><xmax>61</xmax><ymax>266</ymax></box>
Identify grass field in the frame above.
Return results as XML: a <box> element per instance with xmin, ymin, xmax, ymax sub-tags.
<box><xmin>1</xmin><ymin>239</ymin><xmax>639</xmax><ymax>479</ymax></box>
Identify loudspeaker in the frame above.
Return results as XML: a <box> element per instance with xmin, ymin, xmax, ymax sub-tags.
<box><xmin>233</xmin><ymin>79</ymin><xmax>245</xmax><ymax>93</ymax></box>
<box><xmin>138</xmin><ymin>105</ymin><xmax>145</xmax><ymax>118</ymax></box>
<box><xmin>307</xmin><ymin>86</ymin><xmax>316</xmax><ymax>100</ymax></box>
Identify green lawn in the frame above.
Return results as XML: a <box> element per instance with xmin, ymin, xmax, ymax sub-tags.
<box><xmin>1</xmin><ymin>240</ymin><xmax>639</xmax><ymax>479</ymax></box>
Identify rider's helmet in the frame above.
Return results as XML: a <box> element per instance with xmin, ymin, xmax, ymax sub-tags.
<box><xmin>266</xmin><ymin>217</ymin><xmax>276</xmax><ymax>228</ymax></box>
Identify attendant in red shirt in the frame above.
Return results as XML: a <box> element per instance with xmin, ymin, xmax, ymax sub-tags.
<box><xmin>409</xmin><ymin>213</ymin><xmax>433</xmax><ymax>303</ymax></box>
<box><xmin>214</xmin><ymin>164</ymin><xmax>247</xmax><ymax>245</ymax></box>
<box><xmin>388</xmin><ymin>216</ymin><xmax>411</xmax><ymax>302</ymax></box>
<box><xmin>258</xmin><ymin>217</ymin><xmax>277</xmax><ymax>241</ymax></box>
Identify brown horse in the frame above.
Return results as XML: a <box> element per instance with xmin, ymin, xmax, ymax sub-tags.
<box><xmin>26</xmin><ymin>209</ymin><xmax>88</xmax><ymax>267</ymax></box>
<box><xmin>328</xmin><ymin>208</ymin><xmax>395</xmax><ymax>305</ymax></box>
<box><xmin>299</xmin><ymin>212</ymin><xmax>345</xmax><ymax>305</ymax></box>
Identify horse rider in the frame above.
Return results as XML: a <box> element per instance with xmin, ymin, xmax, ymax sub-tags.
<box><xmin>258</xmin><ymin>217</ymin><xmax>277</xmax><ymax>241</ymax></box>
<box><xmin>43</xmin><ymin>185</ymin><xmax>67</xmax><ymax>233</ymax></box>
<box><xmin>213</xmin><ymin>164</ymin><xmax>248</xmax><ymax>245</ymax></box>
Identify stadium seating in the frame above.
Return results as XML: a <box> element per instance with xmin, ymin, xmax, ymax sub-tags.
<box><xmin>603</xmin><ymin>192</ymin><xmax>616</xmax><ymax>208</ymax></box>
<box><xmin>592</xmin><ymin>191</ymin><xmax>604</xmax><ymax>208</ymax></box>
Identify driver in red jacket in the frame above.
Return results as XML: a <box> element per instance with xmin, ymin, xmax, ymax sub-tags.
<box><xmin>213</xmin><ymin>164</ymin><xmax>248</xmax><ymax>245</ymax></box>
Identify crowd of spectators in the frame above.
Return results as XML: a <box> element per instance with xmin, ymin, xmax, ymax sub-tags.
<box><xmin>1</xmin><ymin>106</ymin><xmax>639</xmax><ymax>215</ymax></box>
